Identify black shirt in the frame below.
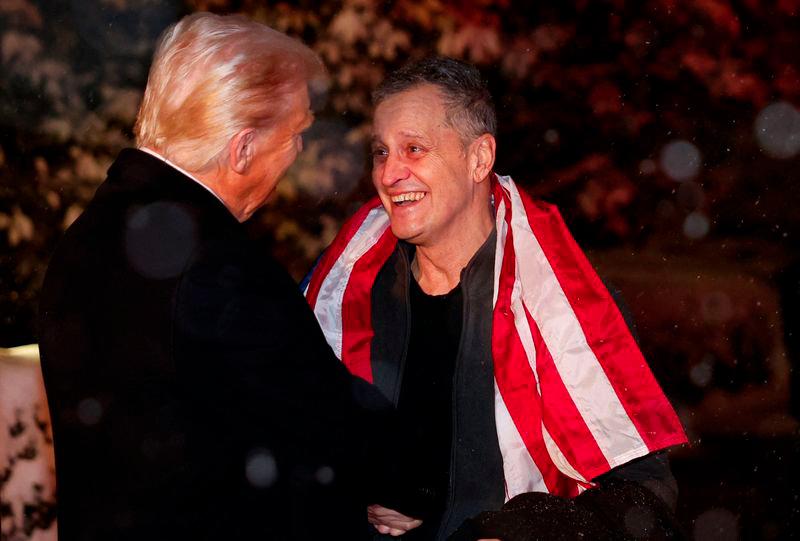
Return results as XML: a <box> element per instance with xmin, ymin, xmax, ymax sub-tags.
<box><xmin>395</xmin><ymin>276</ymin><xmax>463</xmax><ymax>537</ymax></box>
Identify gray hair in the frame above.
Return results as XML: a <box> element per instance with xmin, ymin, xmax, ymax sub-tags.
<box><xmin>372</xmin><ymin>56</ymin><xmax>496</xmax><ymax>143</ymax></box>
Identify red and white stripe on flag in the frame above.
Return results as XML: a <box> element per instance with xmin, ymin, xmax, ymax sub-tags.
<box><xmin>306</xmin><ymin>175</ymin><xmax>687</xmax><ymax>500</ymax></box>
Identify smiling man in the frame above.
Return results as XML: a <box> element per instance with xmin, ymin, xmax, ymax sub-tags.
<box><xmin>306</xmin><ymin>57</ymin><xmax>688</xmax><ymax>540</ymax></box>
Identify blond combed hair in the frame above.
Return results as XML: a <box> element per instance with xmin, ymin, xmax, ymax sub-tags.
<box><xmin>134</xmin><ymin>12</ymin><xmax>325</xmax><ymax>172</ymax></box>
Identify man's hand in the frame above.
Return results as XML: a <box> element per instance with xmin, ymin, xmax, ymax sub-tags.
<box><xmin>367</xmin><ymin>504</ymin><xmax>423</xmax><ymax>536</ymax></box>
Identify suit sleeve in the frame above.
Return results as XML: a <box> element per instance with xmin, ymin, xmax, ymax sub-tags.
<box><xmin>172</xmin><ymin>239</ymin><xmax>399</xmax><ymax>505</ymax></box>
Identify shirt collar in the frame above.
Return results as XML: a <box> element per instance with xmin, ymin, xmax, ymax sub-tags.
<box><xmin>138</xmin><ymin>147</ymin><xmax>227</xmax><ymax>206</ymax></box>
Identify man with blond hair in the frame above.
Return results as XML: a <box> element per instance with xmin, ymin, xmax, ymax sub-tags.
<box><xmin>39</xmin><ymin>13</ymin><xmax>410</xmax><ymax>540</ymax></box>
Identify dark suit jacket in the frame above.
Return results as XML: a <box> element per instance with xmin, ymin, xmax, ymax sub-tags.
<box><xmin>38</xmin><ymin>149</ymin><xmax>388</xmax><ymax>540</ymax></box>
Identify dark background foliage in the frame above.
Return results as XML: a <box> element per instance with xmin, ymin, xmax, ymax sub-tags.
<box><xmin>1</xmin><ymin>0</ymin><xmax>799</xmax><ymax>539</ymax></box>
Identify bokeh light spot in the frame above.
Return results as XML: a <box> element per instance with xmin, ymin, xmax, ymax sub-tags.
<box><xmin>246</xmin><ymin>448</ymin><xmax>278</xmax><ymax>488</ymax></box>
<box><xmin>125</xmin><ymin>201</ymin><xmax>198</xmax><ymax>280</ymax></box>
<box><xmin>754</xmin><ymin>101</ymin><xmax>800</xmax><ymax>159</ymax></box>
<box><xmin>639</xmin><ymin>159</ymin><xmax>656</xmax><ymax>175</ymax></box>
<box><xmin>660</xmin><ymin>140</ymin><xmax>702</xmax><ymax>181</ymax></box>
<box><xmin>315</xmin><ymin>465</ymin><xmax>335</xmax><ymax>485</ymax></box>
<box><xmin>683</xmin><ymin>212</ymin><xmax>710</xmax><ymax>239</ymax></box>
<box><xmin>77</xmin><ymin>397</ymin><xmax>103</xmax><ymax>425</ymax></box>
<box><xmin>690</xmin><ymin>357</ymin><xmax>714</xmax><ymax>388</ymax></box>
<box><xmin>693</xmin><ymin>508</ymin><xmax>739</xmax><ymax>541</ymax></box>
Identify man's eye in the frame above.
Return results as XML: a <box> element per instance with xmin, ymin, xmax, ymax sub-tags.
<box><xmin>408</xmin><ymin>145</ymin><xmax>422</xmax><ymax>153</ymax></box>
<box><xmin>371</xmin><ymin>147</ymin><xmax>388</xmax><ymax>158</ymax></box>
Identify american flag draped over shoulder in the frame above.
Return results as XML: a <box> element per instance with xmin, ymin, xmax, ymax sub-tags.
<box><xmin>305</xmin><ymin>174</ymin><xmax>687</xmax><ymax>501</ymax></box>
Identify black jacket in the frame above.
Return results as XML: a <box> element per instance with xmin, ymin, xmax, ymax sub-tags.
<box><xmin>370</xmin><ymin>233</ymin><xmax>505</xmax><ymax>539</ymax></box>
<box><xmin>368</xmin><ymin>231</ymin><xmax>680</xmax><ymax>540</ymax></box>
<box><xmin>38</xmin><ymin>149</ymin><xmax>392</xmax><ymax>540</ymax></box>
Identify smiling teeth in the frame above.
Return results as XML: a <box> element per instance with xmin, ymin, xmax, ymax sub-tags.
<box><xmin>391</xmin><ymin>192</ymin><xmax>426</xmax><ymax>203</ymax></box>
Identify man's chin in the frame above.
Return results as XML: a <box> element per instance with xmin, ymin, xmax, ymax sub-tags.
<box><xmin>389</xmin><ymin>224</ymin><xmax>425</xmax><ymax>246</ymax></box>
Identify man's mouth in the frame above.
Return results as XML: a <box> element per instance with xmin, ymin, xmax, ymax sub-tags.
<box><xmin>390</xmin><ymin>192</ymin><xmax>426</xmax><ymax>206</ymax></box>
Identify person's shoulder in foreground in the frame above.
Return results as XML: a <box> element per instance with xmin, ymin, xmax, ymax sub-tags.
<box><xmin>306</xmin><ymin>55</ymin><xmax>688</xmax><ymax>540</ymax></box>
<box><xmin>39</xmin><ymin>12</ymin><xmax>400</xmax><ymax>541</ymax></box>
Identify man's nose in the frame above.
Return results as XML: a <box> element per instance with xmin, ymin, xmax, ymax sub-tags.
<box><xmin>377</xmin><ymin>153</ymin><xmax>409</xmax><ymax>186</ymax></box>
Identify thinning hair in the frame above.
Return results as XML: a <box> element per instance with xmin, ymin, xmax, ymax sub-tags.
<box><xmin>372</xmin><ymin>56</ymin><xmax>496</xmax><ymax>143</ymax></box>
<box><xmin>134</xmin><ymin>12</ymin><xmax>324</xmax><ymax>172</ymax></box>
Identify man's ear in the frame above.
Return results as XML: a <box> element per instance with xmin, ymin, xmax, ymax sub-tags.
<box><xmin>469</xmin><ymin>133</ymin><xmax>496</xmax><ymax>184</ymax></box>
<box><xmin>229</xmin><ymin>128</ymin><xmax>257</xmax><ymax>174</ymax></box>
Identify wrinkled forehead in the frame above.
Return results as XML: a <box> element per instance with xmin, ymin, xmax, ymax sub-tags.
<box><xmin>372</xmin><ymin>85</ymin><xmax>450</xmax><ymax>138</ymax></box>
